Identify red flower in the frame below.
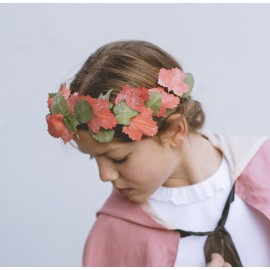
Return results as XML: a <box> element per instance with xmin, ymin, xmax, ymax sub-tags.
<box><xmin>81</xmin><ymin>96</ymin><xmax>118</xmax><ymax>134</ymax></box>
<box><xmin>115</xmin><ymin>85</ymin><xmax>149</xmax><ymax>112</ymax></box>
<box><xmin>46</xmin><ymin>114</ymin><xmax>74</xmax><ymax>144</ymax></box>
<box><xmin>123</xmin><ymin>108</ymin><xmax>158</xmax><ymax>141</ymax></box>
<box><xmin>149</xmin><ymin>87</ymin><xmax>179</xmax><ymax>117</ymax></box>
<box><xmin>60</xmin><ymin>83</ymin><xmax>80</xmax><ymax>114</ymax></box>
<box><xmin>48</xmin><ymin>83</ymin><xmax>80</xmax><ymax>114</ymax></box>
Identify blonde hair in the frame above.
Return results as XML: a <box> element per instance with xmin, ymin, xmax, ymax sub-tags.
<box><xmin>70</xmin><ymin>40</ymin><xmax>205</xmax><ymax>139</ymax></box>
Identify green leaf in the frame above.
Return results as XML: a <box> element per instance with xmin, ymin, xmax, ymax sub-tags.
<box><xmin>51</xmin><ymin>99</ymin><xmax>61</xmax><ymax>114</ymax></box>
<box><xmin>92</xmin><ymin>129</ymin><xmax>115</xmax><ymax>143</ymax></box>
<box><xmin>74</xmin><ymin>99</ymin><xmax>93</xmax><ymax>123</ymax></box>
<box><xmin>146</xmin><ymin>92</ymin><xmax>162</xmax><ymax>114</ymax></box>
<box><xmin>64</xmin><ymin>115</ymin><xmax>79</xmax><ymax>132</ymax></box>
<box><xmin>51</xmin><ymin>92</ymin><xmax>69</xmax><ymax>115</ymax></box>
<box><xmin>113</xmin><ymin>101</ymin><xmax>139</xmax><ymax>125</ymax></box>
<box><xmin>57</xmin><ymin>92</ymin><xmax>69</xmax><ymax>116</ymax></box>
<box><xmin>182</xmin><ymin>73</ymin><xmax>194</xmax><ymax>98</ymax></box>
<box><xmin>48</xmin><ymin>93</ymin><xmax>57</xmax><ymax>98</ymax></box>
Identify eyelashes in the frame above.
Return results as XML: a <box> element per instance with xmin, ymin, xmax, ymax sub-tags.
<box><xmin>112</xmin><ymin>156</ymin><xmax>128</xmax><ymax>164</ymax></box>
<box><xmin>89</xmin><ymin>155</ymin><xmax>128</xmax><ymax>164</ymax></box>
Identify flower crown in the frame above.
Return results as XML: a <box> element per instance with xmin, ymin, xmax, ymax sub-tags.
<box><xmin>46</xmin><ymin>68</ymin><xmax>194</xmax><ymax>143</ymax></box>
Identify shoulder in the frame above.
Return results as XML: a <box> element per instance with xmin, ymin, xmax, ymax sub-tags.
<box><xmin>235</xmin><ymin>138</ymin><xmax>270</xmax><ymax>220</ymax></box>
<box><xmin>82</xmin><ymin>190</ymin><xmax>179</xmax><ymax>266</ymax></box>
<box><xmin>201</xmin><ymin>129</ymin><xmax>268</xmax><ymax>151</ymax></box>
<box><xmin>82</xmin><ymin>213</ymin><xmax>134</xmax><ymax>266</ymax></box>
<box><xmin>203</xmin><ymin>131</ymin><xmax>270</xmax><ymax>222</ymax></box>
<box><xmin>200</xmin><ymin>129</ymin><xmax>269</xmax><ymax>179</ymax></box>
<box><xmin>257</xmin><ymin>138</ymin><xmax>270</xmax><ymax>158</ymax></box>
<box><xmin>86</xmin><ymin>192</ymin><xmax>177</xmax><ymax>246</ymax></box>
<box><xmin>239</xmin><ymin>138</ymin><xmax>270</xmax><ymax>177</ymax></box>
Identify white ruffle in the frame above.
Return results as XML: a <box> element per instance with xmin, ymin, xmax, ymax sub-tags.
<box><xmin>150</xmin><ymin>158</ymin><xmax>231</xmax><ymax>205</ymax></box>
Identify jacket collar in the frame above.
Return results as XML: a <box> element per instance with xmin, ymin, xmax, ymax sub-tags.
<box><xmin>200</xmin><ymin>130</ymin><xmax>268</xmax><ymax>179</ymax></box>
<box><xmin>97</xmin><ymin>188</ymin><xmax>170</xmax><ymax>230</ymax></box>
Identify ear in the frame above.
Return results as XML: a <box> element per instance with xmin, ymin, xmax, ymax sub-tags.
<box><xmin>161</xmin><ymin>114</ymin><xmax>189</xmax><ymax>148</ymax></box>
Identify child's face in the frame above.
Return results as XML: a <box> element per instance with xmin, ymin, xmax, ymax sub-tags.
<box><xmin>74</xmin><ymin>130</ymin><xmax>179</xmax><ymax>203</ymax></box>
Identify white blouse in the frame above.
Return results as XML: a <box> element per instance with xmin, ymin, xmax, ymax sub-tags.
<box><xmin>148</xmin><ymin>158</ymin><xmax>270</xmax><ymax>266</ymax></box>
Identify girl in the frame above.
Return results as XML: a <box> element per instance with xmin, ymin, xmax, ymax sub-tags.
<box><xmin>46</xmin><ymin>40</ymin><xmax>270</xmax><ymax>267</ymax></box>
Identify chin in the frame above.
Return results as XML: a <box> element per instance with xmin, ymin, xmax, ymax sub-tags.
<box><xmin>127</xmin><ymin>193</ymin><xmax>148</xmax><ymax>204</ymax></box>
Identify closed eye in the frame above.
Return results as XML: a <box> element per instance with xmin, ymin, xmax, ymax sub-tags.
<box><xmin>90</xmin><ymin>155</ymin><xmax>127</xmax><ymax>164</ymax></box>
<box><xmin>112</xmin><ymin>156</ymin><xmax>128</xmax><ymax>164</ymax></box>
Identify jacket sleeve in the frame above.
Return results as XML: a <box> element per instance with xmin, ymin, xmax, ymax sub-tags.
<box><xmin>236</xmin><ymin>139</ymin><xmax>270</xmax><ymax>221</ymax></box>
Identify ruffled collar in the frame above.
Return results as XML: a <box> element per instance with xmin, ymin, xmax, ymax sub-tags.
<box><xmin>149</xmin><ymin>157</ymin><xmax>231</xmax><ymax>205</ymax></box>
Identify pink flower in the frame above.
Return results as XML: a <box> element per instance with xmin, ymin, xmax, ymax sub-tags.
<box><xmin>158</xmin><ymin>68</ymin><xmax>189</xmax><ymax>97</ymax></box>
<box><xmin>46</xmin><ymin>114</ymin><xmax>74</xmax><ymax>144</ymax></box>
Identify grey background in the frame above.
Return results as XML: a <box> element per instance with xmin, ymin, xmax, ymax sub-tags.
<box><xmin>0</xmin><ymin>4</ymin><xmax>269</xmax><ymax>266</ymax></box>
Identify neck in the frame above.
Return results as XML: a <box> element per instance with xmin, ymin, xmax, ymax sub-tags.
<box><xmin>163</xmin><ymin>132</ymin><xmax>223</xmax><ymax>187</ymax></box>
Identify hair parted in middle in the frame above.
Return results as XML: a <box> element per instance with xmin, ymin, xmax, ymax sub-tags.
<box><xmin>70</xmin><ymin>40</ymin><xmax>205</xmax><ymax>140</ymax></box>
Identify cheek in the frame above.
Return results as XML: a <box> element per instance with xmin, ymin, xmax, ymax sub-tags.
<box><xmin>120</xmin><ymin>160</ymin><xmax>150</xmax><ymax>182</ymax></box>
<box><xmin>130</xmin><ymin>160</ymin><xmax>165</xmax><ymax>181</ymax></box>
<box><xmin>121</xmin><ymin>151</ymin><xmax>168</xmax><ymax>183</ymax></box>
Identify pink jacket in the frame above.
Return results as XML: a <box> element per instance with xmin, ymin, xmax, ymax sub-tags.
<box><xmin>82</xmin><ymin>132</ymin><xmax>270</xmax><ymax>266</ymax></box>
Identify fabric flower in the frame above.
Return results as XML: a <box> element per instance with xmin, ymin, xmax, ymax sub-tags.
<box><xmin>149</xmin><ymin>87</ymin><xmax>180</xmax><ymax>117</ymax></box>
<box><xmin>59</xmin><ymin>83</ymin><xmax>80</xmax><ymax>114</ymax></box>
<box><xmin>46</xmin><ymin>68</ymin><xmax>194</xmax><ymax>143</ymax></box>
<box><xmin>46</xmin><ymin>114</ymin><xmax>74</xmax><ymax>143</ymax></box>
<box><xmin>81</xmin><ymin>96</ymin><xmax>118</xmax><ymax>134</ymax></box>
<box><xmin>115</xmin><ymin>85</ymin><xmax>149</xmax><ymax>112</ymax></box>
<box><xmin>158</xmin><ymin>68</ymin><xmax>189</xmax><ymax>97</ymax></box>
<box><xmin>123</xmin><ymin>107</ymin><xmax>158</xmax><ymax>141</ymax></box>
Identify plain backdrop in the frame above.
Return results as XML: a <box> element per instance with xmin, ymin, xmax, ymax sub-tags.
<box><xmin>0</xmin><ymin>3</ymin><xmax>269</xmax><ymax>266</ymax></box>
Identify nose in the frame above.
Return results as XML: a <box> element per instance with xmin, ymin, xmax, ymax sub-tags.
<box><xmin>97</xmin><ymin>158</ymin><xmax>119</xmax><ymax>182</ymax></box>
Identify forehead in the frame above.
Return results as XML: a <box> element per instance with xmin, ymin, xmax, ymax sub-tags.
<box><xmin>73</xmin><ymin>130</ymin><xmax>128</xmax><ymax>156</ymax></box>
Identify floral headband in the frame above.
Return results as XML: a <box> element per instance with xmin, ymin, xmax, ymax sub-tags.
<box><xmin>46</xmin><ymin>68</ymin><xmax>194</xmax><ymax>143</ymax></box>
